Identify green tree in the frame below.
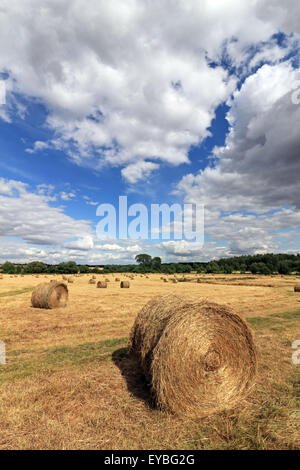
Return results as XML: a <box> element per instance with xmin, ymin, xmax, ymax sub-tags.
<box><xmin>135</xmin><ymin>254</ymin><xmax>152</xmax><ymax>267</ymax></box>
<box><xmin>152</xmin><ymin>257</ymin><xmax>162</xmax><ymax>270</ymax></box>
<box><xmin>239</xmin><ymin>263</ymin><xmax>247</xmax><ymax>273</ymax></box>
<box><xmin>78</xmin><ymin>265</ymin><xmax>90</xmax><ymax>273</ymax></box>
<box><xmin>223</xmin><ymin>264</ymin><xmax>233</xmax><ymax>274</ymax></box>
<box><xmin>249</xmin><ymin>262</ymin><xmax>270</xmax><ymax>275</ymax></box>
<box><xmin>2</xmin><ymin>261</ymin><xmax>16</xmax><ymax>274</ymax></box>
<box><xmin>278</xmin><ymin>261</ymin><xmax>291</xmax><ymax>275</ymax></box>
<box><xmin>206</xmin><ymin>261</ymin><xmax>220</xmax><ymax>274</ymax></box>
<box><xmin>24</xmin><ymin>261</ymin><xmax>48</xmax><ymax>274</ymax></box>
<box><xmin>57</xmin><ymin>261</ymin><xmax>78</xmax><ymax>274</ymax></box>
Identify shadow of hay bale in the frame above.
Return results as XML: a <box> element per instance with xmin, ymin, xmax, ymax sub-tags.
<box><xmin>112</xmin><ymin>347</ymin><xmax>155</xmax><ymax>409</ymax></box>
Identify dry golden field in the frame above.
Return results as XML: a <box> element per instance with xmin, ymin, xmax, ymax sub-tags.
<box><xmin>0</xmin><ymin>273</ymin><xmax>299</xmax><ymax>450</ymax></box>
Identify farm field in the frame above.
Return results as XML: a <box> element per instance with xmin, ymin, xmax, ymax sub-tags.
<box><xmin>0</xmin><ymin>273</ymin><xmax>299</xmax><ymax>450</ymax></box>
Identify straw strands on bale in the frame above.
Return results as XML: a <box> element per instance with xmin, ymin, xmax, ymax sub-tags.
<box><xmin>120</xmin><ymin>281</ymin><xmax>130</xmax><ymax>288</ymax></box>
<box><xmin>129</xmin><ymin>294</ymin><xmax>257</xmax><ymax>417</ymax></box>
<box><xmin>294</xmin><ymin>285</ymin><xmax>300</xmax><ymax>292</ymax></box>
<box><xmin>31</xmin><ymin>282</ymin><xmax>68</xmax><ymax>309</ymax></box>
<box><xmin>97</xmin><ymin>281</ymin><xmax>107</xmax><ymax>288</ymax></box>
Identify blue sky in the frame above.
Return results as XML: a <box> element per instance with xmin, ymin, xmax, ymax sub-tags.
<box><xmin>0</xmin><ymin>1</ymin><xmax>300</xmax><ymax>265</ymax></box>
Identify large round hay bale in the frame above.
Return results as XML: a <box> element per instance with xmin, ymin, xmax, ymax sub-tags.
<box><xmin>294</xmin><ymin>285</ymin><xmax>300</xmax><ymax>292</ymax></box>
<box><xmin>97</xmin><ymin>281</ymin><xmax>107</xmax><ymax>288</ymax></box>
<box><xmin>129</xmin><ymin>294</ymin><xmax>257</xmax><ymax>417</ymax></box>
<box><xmin>31</xmin><ymin>282</ymin><xmax>68</xmax><ymax>309</ymax></box>
<box><xmin>120</xmin><ymin>281</ymin><xmax>130</xmax><ymax>288</ymax></box>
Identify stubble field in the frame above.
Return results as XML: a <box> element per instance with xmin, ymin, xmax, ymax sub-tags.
<box><xmin>0</xmin><ymin>273</ymin><xmax>299</xmax><ymax>449</ymax></box>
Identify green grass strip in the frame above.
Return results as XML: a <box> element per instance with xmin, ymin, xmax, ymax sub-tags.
<box><xmin>0</xmin><ymin>337</ymin><xmax>128</xmax><ymax>383</ymax></box>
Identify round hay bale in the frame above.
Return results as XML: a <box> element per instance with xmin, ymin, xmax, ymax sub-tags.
<box><xmin>115</xmin><ymin>278</ymin><xmax>120</xmax><ymax>282</ymax></box>
<box><xmin>294</xmin><ymin>285</ymin><xmax>300</xmax><ymax>292</ymax></box>
<box><xmin>105</xmin><ymin>278</ymin><xmax>110</xmax><ymax>282</ymax></box>
<box><xmin>31</xmin><ymin>282</ymin><xmax>68</xmax><ymax>309</ymax></box>
<box><xmin>89</xmin><ymin>279</ymin><xmax>96</xmax><ymax>284</ymax></box>
<box><xmin>62</xmin><ymin>275</ymin><xmax>67</xmax><ymax>280</ymax></box>
<box><xmin>68</xmin><ymin>278</ymin><xmax>74</xmax><ymax>283</ymax></box>
<box><xmin>92</xmin><ymin>275</ymin><xmax>96</xmax><ymax>279</ymax></box>
<box><xmin>97</xmin><ymin>281</ymin><xmax>107</xmax><ymax>288</ymax></box>
<box><xmin>120</xmin><ymin>281</ymin><xmax>130</xmax><ymax>288</ymax></box>
<box><xmin>129</xmin><ymin>294</ymin><xmax>257</xmax><ymax>417</ymax></box>
<box><xmin>197</xmin><ymin>279</ymin><xmax>201</xmax><ymax>283</ymax></box>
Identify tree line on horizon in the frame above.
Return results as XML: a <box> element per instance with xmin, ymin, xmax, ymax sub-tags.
<box><xmin>1</xmin><ymin>253</ymin><xmax>300</xmax><ymax>275</ymax></box>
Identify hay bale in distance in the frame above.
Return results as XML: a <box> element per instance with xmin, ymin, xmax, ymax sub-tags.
<box><xmin>294</xmin><ymin>285</ymin><xmax>300</xmax><ymax>292</ymax></box>
<box><xmin>120</xmin><ymin>281</ymin><xmax>130</xmax><ymax>288</ymax></box>
<box><xmin>115</xmin><ymin>278</ymin><xmax>120</xmax><ymax>282</ymax></box>
<box><xmin>68</xmin><ymin>278</ymin><xmax>74</xmax><ymax>283</ymax></box>
<box><xmin>89</xmin><ymin>279</ymin><xmax>96</xmax><ymax>284</ymax></box>
<box><xmin>129</xmin><ymin>294</ymin><xmax>257</xmax><ymax>417</ymax></box>
<box><xmin>31</xmin><ymin>282</ymin><xmax>68</xmax><ymax>309</ymax></box>
<box><xmin>97</xmin><ymin>281</ymin><xmax>107</xmax><ymax>288</ymax></box>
